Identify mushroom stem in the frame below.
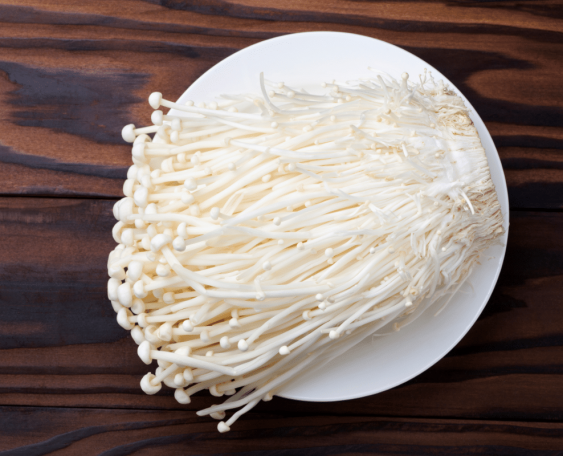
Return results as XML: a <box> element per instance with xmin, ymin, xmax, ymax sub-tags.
<box><xmin>111</xmin><ymin>70</ymin><xmax>504</xmax><ymax>434</ymax></box>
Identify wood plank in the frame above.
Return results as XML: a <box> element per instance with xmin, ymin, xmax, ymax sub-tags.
<box><xmin>0</xmin><ymin>198</ymin><xmax>123</xmax><ymax>348</ymax></box>
<box><xmin>0</xmin><ymin>197</ymin><xmax>562</xmax><ymax>422</ymax></box>
<box><xmin>1</xmin><ymin>406</ymin><xmax>562</xmax><ymax>455</ymax></box>
<box><xmin>2</xmin><ymin>0</ymin><xmax>562</xmax><ymax>36</ymax></box>
<box><xmin>0</xmin><ymin>2</ymin><xmax>560</xmax><ymax>206</ymax></box>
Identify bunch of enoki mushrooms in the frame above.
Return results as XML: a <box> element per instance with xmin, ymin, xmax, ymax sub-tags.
<box><xmin>108</xmin><ymin>69</ymin><xmax>503</xmax><ymax>432</ymax></box>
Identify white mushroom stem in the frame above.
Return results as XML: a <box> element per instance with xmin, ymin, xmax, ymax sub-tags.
<box><xmin>110</xmin><ymin>70</ymin><xmax>504</xmax><ymax>433</ymax></box>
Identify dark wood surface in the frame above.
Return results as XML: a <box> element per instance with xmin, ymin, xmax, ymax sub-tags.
<box><xmin>0</xmin><ymin>1</ymin><xmax>562</xmax><ymax>454</ymax></box>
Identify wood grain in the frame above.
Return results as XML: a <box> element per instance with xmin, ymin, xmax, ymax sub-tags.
<box><xmin>0</xmin><ymin>407</ymin><xmax>563</xmax><ymax>456</ymax></box>
<box><xmin>1</xmin><ymin>408</ymin><xmax>563</xmax><ymax>455</ymax></box>
<box><xmin>0</xmin><ymin>1</ymin><xmax>561</xmax><ymax>206</ymax></box>
<box><xmin>0</xmin><ymin>1</ymin><xmax>561</xmax><ymax>452</ymax></box>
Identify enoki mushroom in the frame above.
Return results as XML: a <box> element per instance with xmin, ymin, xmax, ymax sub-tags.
<box><xmin>109</xmin><ymin>70</ymin><xmax>503</xmax><ymax>432</ymax></box>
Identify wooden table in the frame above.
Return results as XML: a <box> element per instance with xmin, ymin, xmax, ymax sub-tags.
<box><xmin>1</xmin><ymin>1</ymin><xmax>562</xmax><ymax>454</ymax></box>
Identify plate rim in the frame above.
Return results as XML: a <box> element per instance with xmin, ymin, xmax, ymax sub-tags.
<box><xmin>168</xmin><ymin>31</ymin><xmax>510</xmax><ymax>402</ymax></box>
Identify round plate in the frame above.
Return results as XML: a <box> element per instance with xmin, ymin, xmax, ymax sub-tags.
<box><xmin>169</xmin><ymin>31</ymin><xmax>509</xmax><ymax>402</ymax></box>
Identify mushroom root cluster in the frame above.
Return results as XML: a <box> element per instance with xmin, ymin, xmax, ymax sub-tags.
<box><xmin>109</xmin><ymin>70</ymin><xmax>503</xmax><ymax>432</ymax></box>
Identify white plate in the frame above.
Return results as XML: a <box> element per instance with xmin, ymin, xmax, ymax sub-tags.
<box><xmin>169</xmin><ymin>31</ymin><xmax>509</xmax><ymax>402</ymax></box>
